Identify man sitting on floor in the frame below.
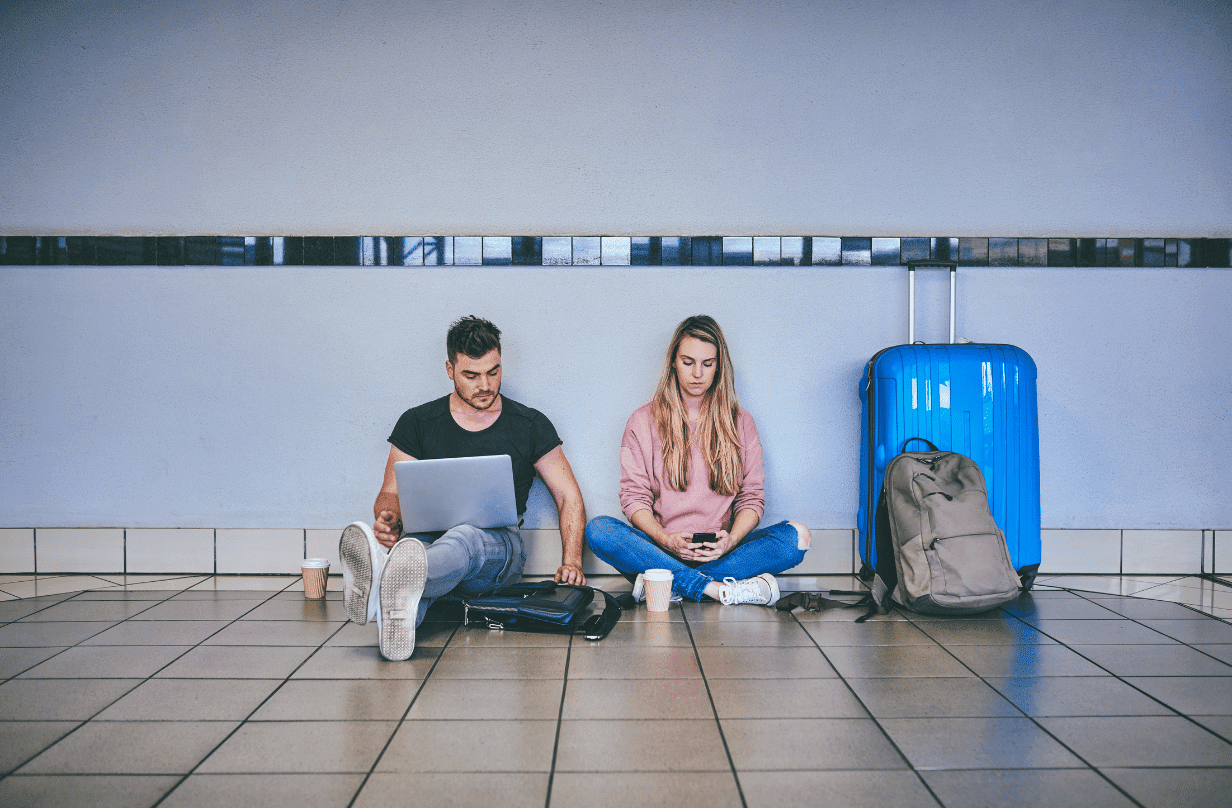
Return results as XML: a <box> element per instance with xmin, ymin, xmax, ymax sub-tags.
<box><xmin>339</xmin><ymin>315</ymin><xmax>587</xmax><ymax>660</ymax></box>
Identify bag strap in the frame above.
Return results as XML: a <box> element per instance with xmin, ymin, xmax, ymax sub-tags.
<box><xmin>901</xmin><ymin>437</ymin><xmax>940</xmax><ymax>453</ymax></box>
<box><xmin>853</xmin><ymin>486</ymin><xmax>898</xmax><ymax>622</ymax></box>
<box><xmin>581</xmin><ymin>588</ymin><xmax>623</xmax><ymax>640</ymax></box>
<box><xmin>854</xmin><ymin>574</ymin><xmax>893</xmax><ymax>622</ymax></box>
<box><xmin>775</xmin><ymin>591</ymin><xmax>867</xmax><ymax>613</ymax></box>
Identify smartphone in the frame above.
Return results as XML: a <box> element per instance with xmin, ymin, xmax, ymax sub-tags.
<box><xmin>692</xmin><ymin>532</ymin><xmax>716</xmax><ymax>545</ymax></box>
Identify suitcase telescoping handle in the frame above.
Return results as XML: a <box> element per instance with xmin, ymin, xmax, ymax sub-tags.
<box><xmin>907</xmin><ymin>259</ymin><xmax>957</xmax><ymax>344</ymax></box>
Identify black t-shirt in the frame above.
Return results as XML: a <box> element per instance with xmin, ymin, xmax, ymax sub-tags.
<box><xmin>388</xmin><ymin>394</ymin><xmax>562</xmax><ymax>516</ymax></box>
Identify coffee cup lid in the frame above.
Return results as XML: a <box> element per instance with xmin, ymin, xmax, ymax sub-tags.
<box><xmin>643</xmin><ymin>568</ymin><xmax>672</xmax><ymax>581</ymax></box>
<box><xmin>301</xmin><ymin>558</ymin><xmax>330</xmax><ymax>568</ymax></box>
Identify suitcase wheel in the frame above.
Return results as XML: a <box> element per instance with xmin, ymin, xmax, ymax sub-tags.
<box><xmin>1017</xmin><ymin>564</ymin><xmax>1039</xmax><ymax>592</ymax></box>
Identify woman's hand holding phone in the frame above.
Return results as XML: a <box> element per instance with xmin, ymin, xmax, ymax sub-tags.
<box><xmin>691</xmin><ymin>530</ymin><xmax>735</xmax><ymax>562</ymax></box>
<box><xmin>690</xmin><ymin>532</ymin><xmax>716</xmax><ymax>551</ymax></box>
<box><xmin>663</xmin><ymin>531</ymin><xmax>699</xmax><ymax>560</ymax></box>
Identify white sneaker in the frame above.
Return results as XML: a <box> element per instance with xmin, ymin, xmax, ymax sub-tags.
<box><xmin>378</xmin><ymin>537</ymin><xmax>427</xmax><ymax>661</ymax></box>
<box><xmin>631</xmin><ymin>573</ymin><xmax>646</xmax><ymax>602</ymax></box>
<box><xmin>719</xmin><ymin>573</ymin><xmax>780</xmax><ymax>606</ymax></box>
<box><xmin>340</xmin><ymin>522</ymin><xmax>387</xmax><ymax>625</ymax></box>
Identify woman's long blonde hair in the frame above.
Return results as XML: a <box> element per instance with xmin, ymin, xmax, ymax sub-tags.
<box><xmin>651</xmin><ymin>315</ymin><xmax>742</xmax><ymax>495</ymax></box>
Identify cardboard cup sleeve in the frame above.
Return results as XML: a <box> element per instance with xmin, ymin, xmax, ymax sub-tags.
<box><xmin>301</xmin><ymin>558</ymin><xmax>330</xmax><ymax>599</ymax></box>
<box><xmin>643</xmin><ymin>568</ymin><xmax>673</xmax><ymax>612</ymax></box>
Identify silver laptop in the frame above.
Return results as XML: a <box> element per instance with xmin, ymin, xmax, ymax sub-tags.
<box><xmin>394</xmin><ymin>454</ymin><xmax>519</xmax><ymax>533</ymax></box>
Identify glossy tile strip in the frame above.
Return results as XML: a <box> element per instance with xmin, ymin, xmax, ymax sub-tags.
<box><xmin>0</xmin><ymin>236</ymin><xmax>1228</xmax><ymax>267</ymax></box>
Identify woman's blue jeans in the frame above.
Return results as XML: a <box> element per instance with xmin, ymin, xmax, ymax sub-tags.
<box><xmin>584</xmin><ymin>515</ymin><xmax>806</xmax><ymax>601</ymax></box>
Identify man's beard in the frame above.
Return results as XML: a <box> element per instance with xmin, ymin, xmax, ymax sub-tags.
<box><xmin>457</xmin><ymin>383</ymin><xmax>500</xmax><ymax>411</ymax></box>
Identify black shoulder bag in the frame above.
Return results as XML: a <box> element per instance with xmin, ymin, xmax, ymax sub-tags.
<box><xmin>461</xmin><ymin>581</ymin><xmax>624</xmax><ymax>641</ymax></box>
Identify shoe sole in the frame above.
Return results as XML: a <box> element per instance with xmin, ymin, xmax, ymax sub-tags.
<box><xmin>762</xmin><ymin>574</ymin><xmax>781</xmax><ymax>607</ymax></box>
<box><xmin>340</xmin><ymin>524</ymin><xmax>373</xmax><ymax>625</ymax></box>
<box><xmin>379</xmin><ymin>539</ymin><xmax>427</xmax><ymax>662</ymax></box>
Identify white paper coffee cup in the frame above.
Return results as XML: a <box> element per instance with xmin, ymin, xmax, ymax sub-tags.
<box><xmin>301</xmin><ymin>558</ymin><xmax>329</xmax><ymax>599</ymax></box>
<box><xmin>643</xmin><ymin>568</ymin><xmax>673</xmax><ymax>612</ymax></box>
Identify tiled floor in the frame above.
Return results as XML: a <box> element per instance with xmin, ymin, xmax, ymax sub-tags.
<box><xmin>0</xmin><ymin>572</ymin><xmax>1229</xmax><ymax>808</ymax></box>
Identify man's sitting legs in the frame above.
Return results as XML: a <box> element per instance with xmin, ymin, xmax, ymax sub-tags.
<box><xmin>340</xmin><ymin>522</ymin><xmax>524</xmax><ymax>660</ymax></box>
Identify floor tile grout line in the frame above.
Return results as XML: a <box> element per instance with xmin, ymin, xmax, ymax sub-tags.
<box><xmin>1064</xmin><ymin>587</ymin><xmax>1232</xmax><ymax>648</ymax></box>
<box><xmin>681</xmin><ymin>606</ymin><xmax>749</xmax><ymax>808</ymax></box>
<box><xmin>1</xmin><ymin>586</ymin><xmax>193</xmax><ymax>684</ymax></box>
<box><xmin>1174</xmin><ymin>603</ymin><xmax>1232</xmax><ymax>626</ymax></box>
<box><xmin>145</xmin><ymin>613</ymin><xmax>365</xmax><ymax>807</ymax></box>
<box><xmin>2</xmin><ymin>579</ymin><xmax>1228</xmax><ymax>799</ymax></box>
<box><xmin>1037</xmin><ymin>575</ymin><xmax>1232</xmax><ymax>617</ymax></box>
<box><xmin>1025</xmin><ymin>589</ymin><xmax>1232</xmax><ymax>745</ymax></box>
<box><xmin>1</xmin><ymin>581</ymin><xmax>310</xmax><ymax>794</ymax></box>
<box><xmin>342</xmin><ymin>618</ymin><xmax>463</xmax><ymax>808</ymax></box>
<box><xmin>921</xmin><ymin>604</ymin><xmax>1152</xmax><ymax>808</ymax></box>
<box><xmin>541</xmin><ymin>630</ymin><xmax>576</xmax><ymax>808</ymax></box>
<box><xmin>0</xmin><ymin>583</ymin><xmax>202</xmax><ymax>785</ymax></box>
<box><xmin>793</xmin><ymin>607</ymin><xmax>949</xmax><ymax>807</ymax></box>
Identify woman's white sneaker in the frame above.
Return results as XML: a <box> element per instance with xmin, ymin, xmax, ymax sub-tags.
<box><xmin>631</xmin><ymin>572</ymin><xmax>682</xmax><ymax>603</ymax></box>
<box><xmin>718</xmin><ymin>573</ymin><xmax>780</xmax><ymax>606</ymax></box>
<box><xmin>631</xmin><ymin>573</ymin><xmax>646</xmax><ymax>602</ymax></box>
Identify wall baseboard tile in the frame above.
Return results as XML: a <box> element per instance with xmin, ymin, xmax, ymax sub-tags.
<box><xmin>215</xmin><ymin>529</ymin><xmax>304</xmax><ymax>575</ymax></box>
<box><xmin>306</xmin><ymin>529</ymin><xmax>342</xmax><ymax>571</ymax></box>
<box><xmin>35</xmin><ymin>528</ymin><xmax>124</xmax><ymax>574</ymax></box>
<box><xmin>1121</xmin><ymin>530</ymin><xmax>1204</xmax><ymax>575</ymax></box>
<box><xmin>0</xmin><ymin>526</ymin><xmax>1224</xmax><ymax>577</ymax></box>
<box><xmin>520</xmin><ymin>528</ymin><xmax>617</xmax><ymax>577</ymax></box>
<box><xmin>1040</xmin><ymin>529</ymin><xmax>1122</xmax><ymax>574</ymax></box>
<box><xmin>794</xmin><ymin>529</ymin><xmax>856</xmax><ymax>575</ymax></box>
<box><xmin>126</xmin><ymin>528</ymin><xmax>215</xmax><ymax>574</ymax></box>
<box><xmin>0</xmin><ymin>528</ymin><xmax>35</xmax><ymax>573</ymax></box>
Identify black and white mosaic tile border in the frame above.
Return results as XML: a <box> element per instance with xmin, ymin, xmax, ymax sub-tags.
<box><xmin>1</xmin><ymin>236</ymin><xmax>1229</xmax><ymax>268</ymax></box>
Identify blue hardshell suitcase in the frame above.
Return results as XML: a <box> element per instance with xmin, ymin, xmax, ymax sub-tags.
<box><xmin>858</xmin><ymin>260</ymin><xmax>1041</xmax><ymax>589</ymax></box>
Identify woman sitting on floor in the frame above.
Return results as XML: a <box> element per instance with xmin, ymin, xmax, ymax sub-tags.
<box><xmin>585</xmin><ymin>315</ymin><xmax>810</xmax><ymax>606</ymax></box>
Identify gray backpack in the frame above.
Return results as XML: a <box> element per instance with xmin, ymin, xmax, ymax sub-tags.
<box><xmin>865</xmin><ymin>439</ymin><xmax>1022</xmax><ymax>617</ymax></box>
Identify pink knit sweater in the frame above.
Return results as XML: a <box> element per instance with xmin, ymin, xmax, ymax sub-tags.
<box><xmin>618</xmin><ymin>403</ymin><xmax>766</xmax><ymax>534</ymax></box>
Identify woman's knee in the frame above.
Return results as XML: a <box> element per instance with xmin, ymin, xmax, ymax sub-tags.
<box><xmin>584</xmin><ymin>515</ymin><xmax>625</xmax><ymax>551</ymax></box>
<box><xmin>787</xmin><ymin>520</ymin><xmax>811</xmax><ymax>550</ymax></box>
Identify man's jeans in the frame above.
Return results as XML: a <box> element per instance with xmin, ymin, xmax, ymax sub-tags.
<box><xmin>584</xmin><ymin>515</ymin><xmax>806</xmax><ymax>602</ymax></box>
<box><xmin>401</xmin><ymin>524</ymin><xmax>525</xmax><ymax>625</ymax></box>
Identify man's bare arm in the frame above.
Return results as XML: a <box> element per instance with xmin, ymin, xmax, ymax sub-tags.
<box><xmin>374</xmin><ymin>444</ymin><xmax>415</xmax><ymax>548</ymax></box>
<box><xmin>534</xmin><ymin>445</ymin><xmax>587</xmax><ymax>585</ymax></box>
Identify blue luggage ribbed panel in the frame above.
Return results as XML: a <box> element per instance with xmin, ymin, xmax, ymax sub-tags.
<box><xmin>858</xmin><ymin>343</ymin><xmax>1041</xmax><ymax>576</ymax></box>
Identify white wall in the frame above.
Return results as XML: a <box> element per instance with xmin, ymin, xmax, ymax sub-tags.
<box><xmin>1</xmin><ymin>1</ymin><xmax>1230</xmax><ymax>573</ymax></box>
<box><xmin>1</xmin><ymin>0</ymin><xmax>1229</xmax><ymax>236</ymax></box>
<box><xmin>2</xmin><ymin>265</ymin><xmax>1228</xmax><ymax>533</ymax></box>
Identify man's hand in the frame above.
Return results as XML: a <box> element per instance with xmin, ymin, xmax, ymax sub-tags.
<box><xmin>374</xmin><ymin>446</ymin><xmax>414</xmax><ymax>548</ymax></box>
<box><xmin>373</xmin><ymin>510</ymin><xmax>402</xmax><ymax>548</ymax></box>
<box><xmin>535</xmin><ymin>446</ymin><xmax>588</xmax><ymax>590</ymax></box>
<box><xmin>555</xmin><ymin>563</ymin><xmax>586</xmax><ymax>586</ymax></box>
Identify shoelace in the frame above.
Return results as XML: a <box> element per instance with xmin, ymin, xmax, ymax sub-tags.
<box><xmin>719</xmin><ymin>576</ymin><xmax>767</xmax><ymax>605</ymax></box>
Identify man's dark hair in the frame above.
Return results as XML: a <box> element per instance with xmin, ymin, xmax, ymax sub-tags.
<box><xmin>446</xmin><ymin>316</ymin><xmax>502</xmax><ymax>363</ymax></box>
